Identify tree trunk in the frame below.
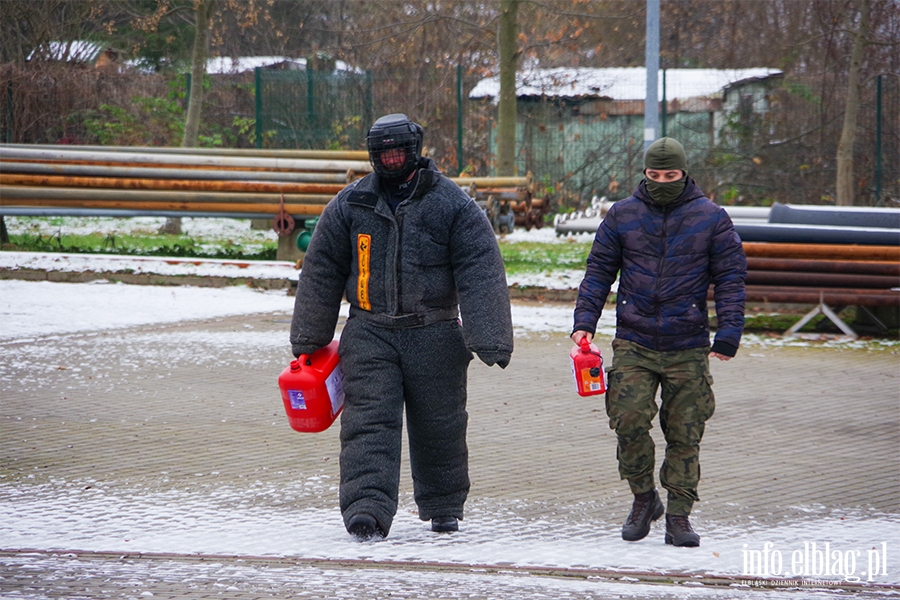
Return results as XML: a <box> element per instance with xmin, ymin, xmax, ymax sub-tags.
<box><xmin>835</xmin><ymin>0</ymin><xmax>870</xmax><ymax>207</ymax></box>
<box><xmin>160</xmin><ymin>0</ymin><xmax>215</xmax><ymax>235</ymax></box>
<box><xmin>496</xmin><ymin>0</ymin><xmax>519</xmax><ymax>177</ymax></box>
<box><xmin>183</xmin><ymin>0</ymin><xmax>214</xmax><ymax>148</ymax></box>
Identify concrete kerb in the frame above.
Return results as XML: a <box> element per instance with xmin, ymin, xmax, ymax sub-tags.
<box><xmin>0</xmin><ymin>267</ymin><xmax>295</xmax><ymax>290</ymax></box>
<box><xmin>3</xmin><ymin>550</ymin><xmax>897</xmax><ymax>594</ymax></box>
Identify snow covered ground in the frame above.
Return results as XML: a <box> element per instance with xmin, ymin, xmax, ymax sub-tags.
<box><xmin>2</xmin><ymin>217</ymin><xmax>898</xmax><ymax>597</ymax></box>
<box><xmin>1</xmin><ymin>278</ymin><xmax>897</xmax><ymax>586</ymax></box>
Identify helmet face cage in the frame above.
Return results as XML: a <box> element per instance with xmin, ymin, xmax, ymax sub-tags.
<box><xmin>367</xmin><ymin>114</ymin><xmax>423</xmax><ymax>181</ymax></box>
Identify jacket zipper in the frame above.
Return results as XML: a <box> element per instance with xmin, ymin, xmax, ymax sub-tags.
<box><xmin>656</xmin><ymin>206</ymin><xmax>669</xmax><ymax>348</ymax></box>
<box><xmin>393</xmin><ymin>174</ymin><xmax>422</xmax><ymax>316</ymax></box>
<box><xmin>395</xmin><ymin>212</ymin><xmax>403</xmax><ymax>314</ymax></box>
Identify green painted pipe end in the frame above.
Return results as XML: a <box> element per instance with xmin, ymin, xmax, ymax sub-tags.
<box><xmin>296</xmin><ymin>230</ymin><xmax>312</xmax><ymax>252</ymax></box>
<box><xmin>296</xmin><ymin>217</ymin><xmax>320</xmax><ymax>252</ymax></box>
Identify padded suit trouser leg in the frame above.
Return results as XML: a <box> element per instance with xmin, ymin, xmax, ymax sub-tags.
<box><xmin>338</xmin><ymin>317</ymin><xmax>472</xmax><ymax>534</ymax></box>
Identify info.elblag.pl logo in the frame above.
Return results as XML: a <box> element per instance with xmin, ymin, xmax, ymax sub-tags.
<box><xmin>743</xmin><ymin>541</ymin><xmax>890</xmax><ymax>583</ymax></box>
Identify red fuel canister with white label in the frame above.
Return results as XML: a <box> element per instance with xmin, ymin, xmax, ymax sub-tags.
<box><xmin>570</xmin><ymin>337</ymin><xmax>606</xmax><ymax>397</ymax></box>
<box><xmin>278</xmin><ymin>340</ymin><xmax>345</xmax><ymax>432</ymax></box>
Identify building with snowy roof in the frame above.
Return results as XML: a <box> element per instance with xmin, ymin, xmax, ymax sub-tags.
<box><xmin>469</xmin><ymin>67</ymin><xmax>783</xmax><ymax>200</ymax></box>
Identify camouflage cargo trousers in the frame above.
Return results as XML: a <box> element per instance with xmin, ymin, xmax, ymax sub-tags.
<box><xmin>605</xmin><ymin>339</ymin><xmax>716</xmax><ymax>516</ymax></box>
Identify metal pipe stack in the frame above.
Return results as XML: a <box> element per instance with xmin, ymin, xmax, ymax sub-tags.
<box><xmin>455</xmin><ymin>172</ymin><xmax>552</xmax><ymax>233</ymax></box>
<box><xmin>0</xmin><ymin>145</ymin><xmax>547</xmax><ymax>231</ymax></box>
<box><xmin>0</xmin><ymin>145</ymin><xmax>370</xmax><ymax>219</ymax></box>
<box><xmin>738</xmin><ymin>243</ymin><xmax>900</xmax><ymax>307</ymax></box>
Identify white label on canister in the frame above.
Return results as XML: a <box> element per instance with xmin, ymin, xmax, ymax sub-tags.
<box><xmin>325</xmin><ymin>362</ymin><xmax>345</xmax><ymax>414</ymax></box>
<box><xmin>288</xmin><ymin>389</ymin><xmax>306</xmax><ymax>410</ymax></box>
<box><xmin>571</xmin><ymin>362</ymin><xmax>579</xmax><ymax>393</ymax></box>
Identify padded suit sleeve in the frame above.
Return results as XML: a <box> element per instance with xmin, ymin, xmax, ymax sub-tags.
<box><xmin>290</xmin><ymin>198</ymin><xmax>352</xmax><ymax>357</ymax></box>
<box><xmin>450</xmin><ymin>196</ymin><xmax>514</xmax><ymax>361</ymax></box>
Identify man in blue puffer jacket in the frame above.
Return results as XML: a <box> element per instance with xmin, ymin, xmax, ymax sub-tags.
<box><xmin>571</xmin><ymin>137</ymin><xmax>746</xmax><ymax>547</ymax></box>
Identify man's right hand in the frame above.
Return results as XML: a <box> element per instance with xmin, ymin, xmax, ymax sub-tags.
<box><xmin>570</xmin><ymin>330</ymin><xmax>593</xmax><ymax>345</ymax></box>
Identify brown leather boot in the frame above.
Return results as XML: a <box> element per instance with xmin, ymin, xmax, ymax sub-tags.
<box><xmin>621</xmin><ymin>489</ymin><xmax>664</xmax><ymax>541</ymax></box>
<box><xmin>665</xmin><ymin>514</ymin><xmax>700</xmax><ymax>547</ymax></box>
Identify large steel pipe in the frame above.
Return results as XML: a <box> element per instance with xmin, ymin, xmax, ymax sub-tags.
<box><xmin>0</xmin><ymin>173</ymin><xmax>345</xmax><ymax>195</ymax></box>
<box><xmin>0</xmin><ymin>146</ymin><xmax>372</xmax><ymax>173</ymax></box>
<box><xmin>745</xmin><ymin>270</ymin><xmax>899</xmax><ymax>289</ymax></box>
<box><xmin>769</xmin><ymin>202</ymin><xmax>900</xmax><ymax>229</ymax></box>
<box><xmin>5</xmin><ymin>143</ymin><xmax>370</xmax><ymax>161</ymax></box>
<box><xmin>743</xmin><ymin>243</ymin><xmax>900</xmax><ymax>261</ymax></box>
<box><xmin>4</xmin><ymin>198</ymin><xmax>326</xmax><ymax>216</ymax></box>
<box><xmin>0</xmin><ymin>185</ymin><xmax>333</xmax><ymax>205</ymax></box>
<box><xmin>0</xmin><ymin>161</ymin><xmax>351</xmax><ymax>183</ymax></box>
<box><xmin>451</xmin><ymin>176</ymin><xmax>531</xmax><ymax>190</ymax></box>
<box><xmin>735</xmin><ymin>222</ymin><xmax>900</xmax><ymax>246</ymax></box>
<box><xmin>470</xmin><ymin>189</ymin><xmax>532</xmax><ymax>201</ymax></box>
<box><xmin>0</xmin><ymin>206</ymin><xmax>284</xmax><ymax>219</ymax></box>
<box><xmin>746</xmin><ymin>257</ymin><xmax>900</xmax><ymax>277</ymax></box>
<box><xmin>712</xmin><ymin>285</ymin><xmax>900</xmax><ymax>307</ymax></box>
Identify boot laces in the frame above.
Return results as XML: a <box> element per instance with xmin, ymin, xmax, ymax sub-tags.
<box><xmin>626</xmin><ymin>492</ymin><xmax>654</xmax><ymax>524</ymax></box>
<box><xmin>668</xmin><ymin>514</ymin><xmax>694</xmax><ymax>532</ymax></box>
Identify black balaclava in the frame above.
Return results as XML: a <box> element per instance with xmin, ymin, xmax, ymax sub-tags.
<box><xmin>643</xmin><ymin>137</ymin><xmax>688</xmax><ymax>205</ymax></box>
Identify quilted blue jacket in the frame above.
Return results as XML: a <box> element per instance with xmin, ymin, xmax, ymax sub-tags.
<box><xmin>573</xmin><ymin>178</ymin><xmax>746</xmax><ymax>356</ymax></box>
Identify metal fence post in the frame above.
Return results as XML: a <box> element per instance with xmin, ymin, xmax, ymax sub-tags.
<box><xmin>254</xmin><ymin>67</ymin><xmax>262</xmax><ymax>149</ymax></box>
<box><xmin>365</xmin><ymin>71</ymin><xmax>373</xmax><ymax>129</ymax></box>
<box><xmin>661</xmin><ymin>68</ymin><xmax>667</xmax><ymax>138</ymax></box>
<box><xmin>457</xmin><ymin>64</ymin><xmax>464</xmax><ymax>175</ymax></box>
<box><xmin>644</xmin><ymin>0</ymin><xmax>660</xmax><ymax>152</ymax></box>
<box><xmin>6</xmin><ymin>78</ymin><xmax>12</xmax><ymax>144</ymax></box>
<box><xmin>875</xmin><ymin>74</ymin><xmax>882</xmax><ymax>206</ymax></box>
<box><xmin>307</xmin><ymin>65</ymin><xmax>315</xmax><ymax>145</ymax></box>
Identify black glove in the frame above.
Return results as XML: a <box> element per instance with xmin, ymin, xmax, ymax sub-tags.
<box><xmin>476</xmin><ymin>350</ymin><xmax>510</xmax><ymax>369</ymax></box>
<box><xmin>292</xmin><ymin>344</ymin><xmax>320</xmax><ymax>359</ymax></box>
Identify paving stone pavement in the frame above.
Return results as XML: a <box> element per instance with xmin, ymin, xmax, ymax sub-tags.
<box><xmin>1</xmin><ymin>306</ymin><xmax>898</xmax><ymax>599</ymax></box>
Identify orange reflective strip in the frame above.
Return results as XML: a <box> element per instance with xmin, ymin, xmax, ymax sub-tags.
<box><xmin>356</xmin><ymin>233</ymin><xmax>371</xmax><ymax>310</ymax></box>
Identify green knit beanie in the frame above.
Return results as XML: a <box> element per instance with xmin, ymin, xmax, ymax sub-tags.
<box><xmin>644</xmin><ymin>137</ymin><xmax>687</xmax><ymax>174</ymax></box>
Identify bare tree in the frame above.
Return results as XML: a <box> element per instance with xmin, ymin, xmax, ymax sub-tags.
<box><xmin>496</xmin><ymin>0</ymin><xmax>519</xmax><ymax>177</ymax></box>
<box><xmin>159</xmin><ymin>0</ymin><xmax>215</xmax><ymax>235</ymax></box>
<box><xmin>836</xmin><ymin>0</ymin><xmax>871</xmax><ymax>206</ymax></box>
<box><xmin>182</xmin><ymin>0</ymin><xmax>214</xmax><ymax>148</ymax></box>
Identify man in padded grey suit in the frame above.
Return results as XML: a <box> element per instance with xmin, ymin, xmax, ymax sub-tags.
<box><xmin>290</xmin><ymin>114</ymin><xmax>513</xmax><ymax>540</ymax></box>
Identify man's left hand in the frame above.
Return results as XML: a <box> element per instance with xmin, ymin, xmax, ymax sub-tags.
<box><xmin>710</xmin><ymin>352</ymin><xmax>732</xmax><ymax>361</ymax></box>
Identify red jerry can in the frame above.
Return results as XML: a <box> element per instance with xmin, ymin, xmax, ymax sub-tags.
<box><xmin>278</xmin><ymin>340</ymin><xmax>345</xmax><ymax>432</ymax></box>
<box><xmin>570</xmin><ymin>337</ymin><xmax>606</xmax><ymax>397</ymax></box>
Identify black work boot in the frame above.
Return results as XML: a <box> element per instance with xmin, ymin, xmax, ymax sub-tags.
<box><xmin>621</xmin><ymin>489</ymin><xmax>664</xmax><ymax>541</ymax></box>
<box><xmin>347</xmin><ymin>513</ymin><xmax>384</xmax><ymax>540</ymax></box>
<box><xmin>431</xmin><ymin>516</ymin><xmax>459</xmax><ymax>533</ymax></box>
<box><xmin>665</xmin><ymin>514</ymin><xmax>700</xmax><ymax>547</ymax></box>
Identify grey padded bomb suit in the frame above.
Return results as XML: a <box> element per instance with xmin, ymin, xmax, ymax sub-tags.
<box><xmin>290</xmin><ymin>157</ymin><xmax>513</xmax><ymax>535</ymax></box>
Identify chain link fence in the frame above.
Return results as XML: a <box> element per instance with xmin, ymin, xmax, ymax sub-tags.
<box><xmin>254</xmin><ymin>67</ymin><xmax>373</xmax><ymax>150</ymax></box>
<box><xmin>1</xmin><ymin>64</ymin><xmax>896</xmax><ymax>209</ymax></box>
<box><xmin>477</xmin><ymin>70</ymin><xmax>899</xmax><ymax>209</ymax></box>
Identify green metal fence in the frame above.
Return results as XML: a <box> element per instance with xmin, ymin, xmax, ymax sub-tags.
<box><xmin>254</xmin><ymin>67</ymin><xmax>373</xmax><ymax>150</ymax></box>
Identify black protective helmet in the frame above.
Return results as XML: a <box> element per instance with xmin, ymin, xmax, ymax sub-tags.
<box><xmin>366</xmin><ymin>113</ymin><xmax>423</xmax><ymax>182</ymax></box>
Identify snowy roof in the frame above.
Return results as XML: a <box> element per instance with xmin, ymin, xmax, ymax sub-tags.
<box><xmin>206</xmin><ymin>56</ymin><xmax>361</xmax><ymax>75</ymax></box>
<box><xmin>469</xmin><ymin>67</ymin><xmax>782</xmax><ymax>102</ymax></box>
<box><xmin>27</xmin><ymin>40</ymin><xmax>105</xmax><ymax>63</ymax></box>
